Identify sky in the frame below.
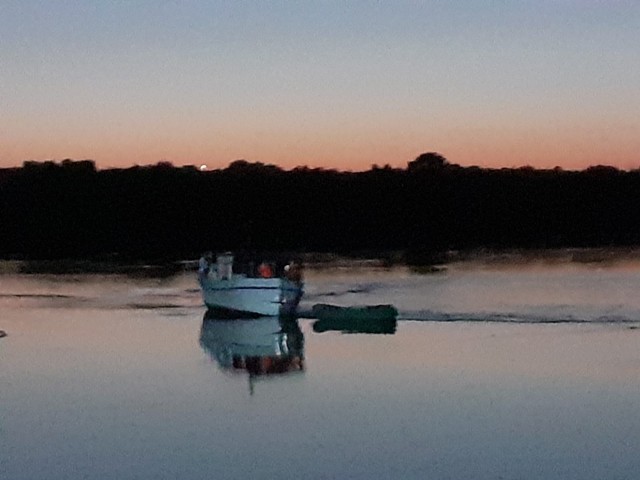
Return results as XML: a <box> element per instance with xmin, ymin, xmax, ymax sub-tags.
<box><xmin>1</xmin><ymin>0</ymin><xmax>639</xmax><ymax>171</ymax></box>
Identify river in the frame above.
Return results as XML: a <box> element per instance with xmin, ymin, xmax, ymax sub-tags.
<box><xmin>1</xmin><ymin>253</ymin><xmax>639</xmax><ymax>479</ymax></box>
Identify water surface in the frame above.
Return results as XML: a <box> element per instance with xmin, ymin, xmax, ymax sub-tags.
<box><xmin>1</xmin><ymin>259</ymin><xmax>639</xmax><ymax>479</ymax></box>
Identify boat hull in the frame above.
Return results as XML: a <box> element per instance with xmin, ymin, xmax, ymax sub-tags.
<box><xmin>199</xmin><ymin>275</ymin><xmax>303</xmax><ymax>317</ymax></box>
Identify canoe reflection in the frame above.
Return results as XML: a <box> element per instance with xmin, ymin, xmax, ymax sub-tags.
<box><xmin>199</xmin><ymin>313</ymin><xmax>304</xmax><ymax>379</ymax></box>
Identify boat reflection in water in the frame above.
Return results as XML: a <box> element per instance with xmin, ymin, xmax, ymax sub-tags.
<box><xmin>199</xmin><ymin>311</ymin><xmax>304</xmax><ymax>393</ymax></box>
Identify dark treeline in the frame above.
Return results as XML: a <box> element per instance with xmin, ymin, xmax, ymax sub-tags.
<box><xmin>1</xmin><ymin>154</ymin><xmax>639</xmax><ymax>263</ymax></box>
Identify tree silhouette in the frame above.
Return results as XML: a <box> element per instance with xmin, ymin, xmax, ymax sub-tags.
<box><xmin>1</xmin><ymin>156</ymin><xmax>639</xmax><ymax>264</ymax></box>
<box><xmin>407</xmin><ymin>152</ymin><xmax>449</xmax><ymax>172</ymax></box>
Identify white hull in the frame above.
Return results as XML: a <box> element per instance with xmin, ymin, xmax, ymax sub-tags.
<box><xmin>199</xmin><ymin>274</ymin><xmax>303</xmax><ymax>316</ymax></box>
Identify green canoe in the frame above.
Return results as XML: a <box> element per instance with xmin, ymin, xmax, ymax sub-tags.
<box><xmin>311</xmin><ymin>303</ymin><xmax>398</xmax><ymax>334</ymax></box>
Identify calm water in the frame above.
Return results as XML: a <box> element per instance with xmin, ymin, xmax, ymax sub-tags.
<box><xmin>1</xmin><ymin>258</ymin><xmax>640</xmax><ymax>479</ymax></box>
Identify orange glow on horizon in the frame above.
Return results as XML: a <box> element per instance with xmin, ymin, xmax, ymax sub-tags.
<box><xmin>3</xmin><ymin>119</ymin><xmax>638</xmax><ymax>172</ymax></box>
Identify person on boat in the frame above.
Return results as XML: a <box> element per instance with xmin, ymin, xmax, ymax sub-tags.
<box><xmin>285</xmin><ymin>260</ymin><xmax>303</xmax><ymax>283</ymax></box>
<box><xmin>258</xmin><ymin>262</ymin><xmax>273</xmax><ymax>278</ymax></box>
<box><xmin>198</xmin><ymin>251</ymin><xmax>213</xmax><ymax>279</ymax></box>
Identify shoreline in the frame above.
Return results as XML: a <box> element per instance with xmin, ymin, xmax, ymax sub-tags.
<box><xmin>3</xmin><ymin>246</ymin><xmax>640</xmax><ymax>275</ymax></box>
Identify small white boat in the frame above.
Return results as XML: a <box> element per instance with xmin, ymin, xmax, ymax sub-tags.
<box><xmin>198</xmin><ymin>253</ymin><xmax>304</xmax><ymax>317</ymax></box>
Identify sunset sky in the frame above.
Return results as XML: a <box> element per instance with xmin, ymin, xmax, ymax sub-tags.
<box><xmin>2</xmin><ymin>1</ymin><xmax>639</xmax><ymax>171</ymax></box>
